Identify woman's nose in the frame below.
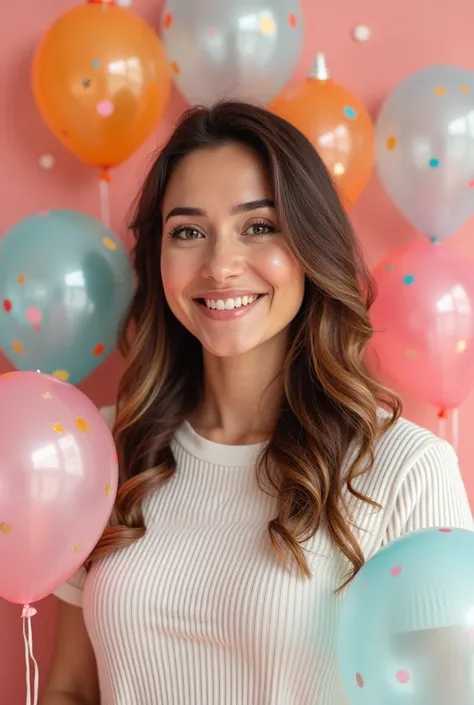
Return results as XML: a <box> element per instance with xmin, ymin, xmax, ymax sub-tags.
<box><xmin>201</xmin><ymin>242</ymin><xmax>245</xmax><ymax>283</ymax></box>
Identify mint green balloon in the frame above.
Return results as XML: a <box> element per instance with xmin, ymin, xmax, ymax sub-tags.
<box><xmin>338</xmin><ymin>528</ymin><xmax>474</xmax><ymax>705</ymax></box>
<box><xmin>0</xmin><ymin>210</ymin><xmax>134</xmax><ymax>384</ymax></box>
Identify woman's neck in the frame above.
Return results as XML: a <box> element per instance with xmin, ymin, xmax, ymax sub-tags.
<box><xmin>192</xmin><ymin>330</ymin><xmax>288</xmax><ymax>445</ymax></box>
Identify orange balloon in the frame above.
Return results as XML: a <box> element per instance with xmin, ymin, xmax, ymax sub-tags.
<box><xmin>32</xmin><ymin>2</ymin><xmax>171</xmax><ymax>170</ymax></box>
<box><xmin>270</xmin><ymin>77</ymin><xmax>374</xmax><ymax>207</ymax></box>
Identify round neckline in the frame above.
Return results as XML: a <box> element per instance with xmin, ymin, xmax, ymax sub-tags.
<box><xmin>174</xmin><ymin>421</ymin><xmax>267</xmax><ymax>467</ymax></box>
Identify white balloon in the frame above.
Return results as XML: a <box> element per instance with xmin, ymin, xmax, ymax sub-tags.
<box><xmin>161</xmin><ymin>0</ymin><xmax>304</xmax><ymax>106</ymax></box>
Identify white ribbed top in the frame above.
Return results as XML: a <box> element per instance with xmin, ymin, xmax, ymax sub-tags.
<box><xmin>55</xmin><ymin>408</ymin><xmax>473</xmax><ymax>705</ymax></box>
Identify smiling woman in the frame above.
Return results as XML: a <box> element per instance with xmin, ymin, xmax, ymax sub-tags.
<box><xmin>41</xmin><ymin>102</ymin><xmax>472</xmax><ymax>705</ymax></box>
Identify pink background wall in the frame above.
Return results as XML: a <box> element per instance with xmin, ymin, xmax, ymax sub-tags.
<box><xmin>1</xmin><ymin>0</ymin><xmax>474</xmax><ymax>701</ymax></box>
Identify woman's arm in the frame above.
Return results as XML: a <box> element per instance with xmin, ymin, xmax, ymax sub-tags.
<box><xmin>40</xmin><ymin>600</ymin><xmax>100</xmax><ymax>705</ymax></box>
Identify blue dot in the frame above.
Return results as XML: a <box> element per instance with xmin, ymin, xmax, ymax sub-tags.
<box><xmin>429</xmin><ymin>157</ymin><xmax>440</xmax><ymax>168</ymax></box>
<box><xmin>385</xmin><ymin>263</ymin><xmax>393</xmax><ymax>272</ymax></box>
<box><xmin>344</xmin><ymin>105</ymin><xmax>357</xmax><ymax>120</ymax></box>
<box><xmin>92</xmin><ymin>60</ymin><xmax>100</xmax><ymax>68</ymax></box>
<box><xmin>403</xmin><ymin>274</ymin><xmax>415</xmax><ymax>285</ymax></box>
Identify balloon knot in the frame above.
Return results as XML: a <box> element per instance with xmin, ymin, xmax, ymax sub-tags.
<box><xmin>21</xmin><ymin>605</ymin><xmax>37</xmax><ymax>619</ymax></box>
<box><xmin>438</xmin><ymin>408</ymin><xmax>448</xmax><ymax>420</ymax></box>
<box><xmin>99</xmin><ymin>169</ymin><xmax>112</xmax><ymax>183</ymax></box>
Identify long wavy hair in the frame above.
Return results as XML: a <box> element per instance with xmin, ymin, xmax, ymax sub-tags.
<box><xmin>89</xmin><ymin>101</ymin><xmax>400</xmax><ymax>585</ymax></box>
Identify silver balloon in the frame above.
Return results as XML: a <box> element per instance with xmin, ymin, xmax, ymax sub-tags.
<box><xmin>161</xmin><ymin>0</ymin><xmax>303</xmax><ymax>106</ymax></box>
<box><xmin>376</xmin><ymin>65</ymin><xmax>474</xmax><ymax>241</ymax></box>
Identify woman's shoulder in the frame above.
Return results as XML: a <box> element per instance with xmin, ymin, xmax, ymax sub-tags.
<box><xmin>374</xmin><ymin>409</ymin><xmax>448</xmax><ymax>466</ymax></box>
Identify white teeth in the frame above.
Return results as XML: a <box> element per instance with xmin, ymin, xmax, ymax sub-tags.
<box><xmin>203</xmin><ymin>295</ymin><xmax>259</xmax><ymax>310</ymax></box>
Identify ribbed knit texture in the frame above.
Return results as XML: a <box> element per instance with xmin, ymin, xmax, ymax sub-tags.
<box><xmin>55</xmin><ymin>407</ymin><xmax>473</xmax><ymax>705</ymax></box>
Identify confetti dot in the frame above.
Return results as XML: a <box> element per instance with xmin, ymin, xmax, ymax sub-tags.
<box><xmin>93</xmin><ymin>343</ymin><xmax>105</xmax><ymax>356</ymax></box>
<box><xmin>75</xmin><ymin>417</ymin><xmax>89</xmax><ymax>433</ymax></box>
<box><xmin>26</xmin><ymin>307</ymin><xmax>42</xmax><ymax>326</ymax></box>
<box><xmin>163</xmin><ymin>12</ymin><xmax>173</xmax><ymax>29</ymax></box>
<box><xmin>434</xmin><ymin>85</ymin><xmax>446</xmax><ymax>96</ymax></box>
<box><xmin>53</xmin><ymin>369</ymin><xmax>70</xmax><ymax>381</ymax></box>
<box><xmin>105</xmin><ymin>483</ymin><xmax>113</xmax><ymax>497</ymax></box>
<box><xmin>396</xmin><ymin>670</ymin><xmax>410</xmax><ymax>684</ymax></box>
<box><xmin>461</xmin><ymin>85</ymin><xmax>470</xmax><ymax>94</ymax></box>
<box><xmin>403</xmin><ymin>274</ymin><xmax>415</xmax><ymax>285</ymax></box>
<box><xmin>0</xmin><ymin>522</ymin><xmax>12</xmax><ymax>535</ymax></box>
<box><xmin>18</xmin><ymin>274</ymin><xmax>25</xmax><ymax>284</ymax></box>
<box><xmin>390</xmin><ymin>565</ymin><xmax>402</xmax><ymax>577</ymax></box>
<box><xmin>386</xmin><ymin>136</ymin><xmax>397</xmax><ymax>150</ymax></box>
<box><xmin>12</xmin><ymin>341</ymin><xmax>24</xmax><ymax>354</ymax></box>
<box><xmin>259</xmin><ymin>14</ymin><xmax>277</xmax><ymax>35</ymax></box>
<box><xmin>457</xmin><ymin>339</ymin><xmax>468</xmax><ymax>353</ymax></box>
<box><xmin>385</xmin><ymin>263</ymin><xmax>393</xmax><ymax>271</ymax></box>
<box><xmin>344</xmin><ymin>106</ymin><xmax>357</xmax><ymax>120</ymax></box>
<box><xmin>289</xmin><ymin>13</ymin><xmax>297</xmax><ymax>28</ymax></box>
<box><xmin>333</xmin><ymin>162</ymin><xmax>345</xmax><ymax>176</ymax></box>
<box><xmin>73</xmin><ymin>542</ymin><xmax>82</xmax><ymax>553</ymax></box>
<box><xmin>171</xmin><ymin>60</ymin><xmax>181</xmax><ymax>75</ymax></box>
<box><xmin>97</xmin><ymin>100</ymin><xmax>114</xmax><ymax>118</ymax></box>
<box><xmin>52</xmin><ymin>423</ymin><xmax>64</xmax><ymax>434</ymax></box>
<box><xmin>439</xmin><ymin>528</ymin><xmax>453</xmax><ymax>533</ymax></box>
<box><xmin>92</xmin><ymin>60</ymin><xmax>100</xmax><ymax>68</ymax></box>
<box><xmin>102</xmin><ymin>236</ymin><xmax>117</xmax><ymax>251</ymax></box>
<box><xmin>3</xmin><ymin>299</ymin><xmax>12</xmax><ymax>312</ymax></box>
<box><xmin>356</xmin><ymin>673</ymin><xmax>364</xmax><ymax>688</ymax></box>
<box><xmin>429</xmin><ymin>157</ymin><xmax>440</xmax><ymax>168</ymax></box>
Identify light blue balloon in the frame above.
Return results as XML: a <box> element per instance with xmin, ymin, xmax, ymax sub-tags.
<box><xmin>0</xmin><ymin>210</ymin><xmax>134</xmax><ymax>384</ymax></box>
<box><xmin>338</xmin><ymin>528</ymin><xmax>474</xmax><ymax>705</ymax></box>
<box><xmin>376</xmin><ymin>65</ymin><xmax>474</xmax><ymax>241</ymax></box>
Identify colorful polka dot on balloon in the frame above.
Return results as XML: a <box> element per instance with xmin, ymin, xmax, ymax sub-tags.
<box><xmin>405</xmin><ymin>349</ymin><xmax>418</xmax><ymax>359</ymax></box>
<box><xmin>396</xmin><ymin>670</ymin><xmax>410</xmax><ymax>684</ymax></box>
<box><xmin>390</xmin><ymin>565</ymin><xmax>402</xmax><ymax>577</ymax></box>
<box><xmin>386</xmin><ymin>136</ymin><xmax>397</xmax><ymax>150</ymax></box>
<box><xmin>344</xmin><ymin>106</ymin><xmax>357</xmax><ymax>120</ymax></box>
<box><xmin>468</xmin><ymin>179</ymin><xmax>474</xmax><ymax>188</ymax></box>
<box><xmin>208</xmin><ymin>27</ymin><xmax>216</xmax><ymax>36</ymax></box>
<box><xmin>93</xmin><ymin>343</ymin><xmax>105</xmax><ymax>356</ymax></box>
<box><xmin>75</xmin><ymin>417</ymin><xmax>89</xmax><ymax>433</ymax></box>
<box><xmin>259</xmin><ymin>15</ymin><xmax>277</xmax><ymax>36</ymax></box>
<box><xmin>457</xmin><ymin>339</ymin><xmax>468</xmax><ymax>353</ymax></box>
<box><xmin>403</xmin><ymin>274</ymin><xmax>415</xmax><ymax>285</ymax></box>
<box><xmin>163</xmin><ymin>12</ymin><xmax>173</xmax><ymax>29</ymax></box>
<box><xmin>460</xmin><ymin>85</ymin><xmax>470</xmax><ymax>93</ymax></box>
<box><xmin>92</xmin><ymin>60</ymin><xmax>100</xmax><ymax>68</ymax></box>
<box><xmin>355</xmin><ymin>673</ymin><xmax>364</xmax><ymax>688</ymax></box>
<box><xmin>17</xmin><ymin>274</ymin><xmax>25</xmax><ymax>284</ymax></box>
<box><xmin>102</xmin><ymin>236</ymin><xmax>117</xmax><ymax>251</ymax></box>
<box><xmin>289</xmin><ymin>13</ymin><xmax>297</xmax><ymax>28</ymax></box>
<box><xmin>26</xmin><ymin>307</ymin><xmax>42</xmax><ymax>326</ymax></box>
<box><xmin>52</xmin><ymin>423</ymin><xmax>64</xmax><ymax>434</ymax></box>
<box><xmin>12</xmin><ymin>341</ymin><xmax>23</xmax><ymax>354</ymax></box>
<box><xmin>439</xmin><ymin>528</ymin><xmax>453</xmax><ymax>533</ymax></box>
<box><xmin>385</xmin><ymin>263</ymin><xmax>393</xmax><ymax>271</ymax></box>
<box><xmin>429</xmin><ymin>157</ymin><xmax>440</xmax><ymax>168</ymax></box>
<box><xmin>53</xmin><ymin>369</ymin><xmax>70</xmax><ymax>382</ymax></box>
<box><xmin>434</xmin><ymin>85</ymin><xmax>446</xmax><ymax>96</ymax></box>
<box><xmin>96</xmin><ymin>100</ymin><xmax>114</xmax><ymax>118</ymax></box>
<box><xmin>171</xmin><ymin>61</ymin><xmax>181</xmax><ymax>75</ymax></box>
<box><xmin>3</xmin><ymin>299</ymin><xmax>12</xmax><ymax>312</ymax></box>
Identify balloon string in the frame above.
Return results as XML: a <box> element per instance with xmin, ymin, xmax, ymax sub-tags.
<box><xmin>99</xmin><ymin>171</ymin><xmax>111</xmax><ymax>228</ymax></box>
<box><xmin>437</xmin><ymin>407</ymin><xmax>448</xmax><ymax>441</ymax></box>
<box><xmin>451</xmin><ymin>407</ymin><xmax>460</xmax><ymax>454</ymax></box>
<box><xmin>22</xmin><ymin>605</ymin><xmax>39</xmax><ymax>705</ymax></box>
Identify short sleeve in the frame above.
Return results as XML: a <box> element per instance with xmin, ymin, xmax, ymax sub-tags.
<box><xmin>53</xmin><ymin>404</ymin><xmax>116</xmax><ymax>607</ymax></box>
<box><xmin>385</xmin><ymin>439</ymin><xmax>473</xmax><ymax>543</ymax></box>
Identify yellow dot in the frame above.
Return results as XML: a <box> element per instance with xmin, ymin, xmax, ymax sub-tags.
<box><xmin>460</xmin><ymin>85</ymin><xmax>470</xmax><ymax>94</ymax></box>
<box><xmin>105</xmin><ymin>483</ymin><xmax>112</xmax><ymax>497</ymax></box>
<box><xmin>386</xmin><ymin>136</ymin><xmax>397</xmax><ymax>151</ymax></box>
<box><xmin>12</xmin><ymin>341</ymin><xmax>24</xmax><ymax>354</ymax></box>
<box><xmin>52</xmin><ymin>423</ymin><xmax>64</xmax><ymax>434</ymax></box>
<box><xmin>333</xmin><ymin>162</ymin><xmax>345</xmax><ymax>176</ymax></box>
<box><xmin>457</xmin><ymin>339</ymin><xmax>468</xmax><ymax>353</ymax></box>
<box><xmin>53</xmin><ymin>369</ymin><xmax>70</xmax><ymax>381</ymax></box>
<box><xmin>102</xmin><ymin>236</ymin><xmax>117</xmax><ymax>251</ymax></box>
<box><xmin>75</xmin><ymin>417</ymin><xmax>89</xmax><ymax>433</ymax></box>
<box><xmin>171</xmin><ymin>60</ymin><xmax>181</xmax><ymax>76</ymax></box>
<box><xmin>0</xmin><ymin>522</ymin><xmax>12</xmax><ymax>535</ymax></box>
<box><xmin>73</xmin><ymin>542</ymin><xmax>82</xmax><ymax>553</ymax></box>
<box><xmin>405</xmin><ymin>349</ymin><xmax>418</xmax><ymax>359</ymax></box>
<box><xmin>434</xmin><ymin>85</ymin><xmax>446</xmax><ymax>96</ymax></box>
<box><xmin>17</xmin><ymin>274</ymin><xmax>25</xmax><ymax>284</ymax></box>
<box><xmin>259</xmin><ymin>14</ymin><xmax>276</xmax><ymax>35</ymax></box>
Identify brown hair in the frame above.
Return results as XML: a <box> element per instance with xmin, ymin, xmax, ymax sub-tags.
<box><xmin>89</xmin><ymin>101</ymin><xmax>400</xmax><ymax>585</ymax></box>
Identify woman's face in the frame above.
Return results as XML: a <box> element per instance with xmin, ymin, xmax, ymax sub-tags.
<box><xmin>161</xmin><ymin>143</ymin><xmax>305</xmax><ymax>358</ymax></box>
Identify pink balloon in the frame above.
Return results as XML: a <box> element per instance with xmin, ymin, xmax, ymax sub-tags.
<box><xmin>370</xmin><ymin>242</ymin><xmax>474</xmax><ymax>409</ymax></box>
<box><xmin>0</xmin><ymin>371</ymin><xmax>117</xmax><ymax>605</ymax></box>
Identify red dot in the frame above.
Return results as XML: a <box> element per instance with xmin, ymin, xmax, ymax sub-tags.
<box><xmin>396</xmin><ymin>670</ymin><xmax>410</xmax><ymax>684</ymax></box>
<box><xmin>469</xmin><ymin>179</ymin><xmax>474</xmax><ymax>188</ymax></box>
<box><xmin>163</xmin><ymin>12</ymin><xmax>173</xmax><ymax>29</ymax></box>
<box><xmin>289</xmin><ymin>13</ymin><xmax>297</xmax><ymax>28</ymax></box>
<box><xmin>93</xmin><ymin>343</ymin><xmax>105</xmax><ymax>356</ymax></box>
<box><xmin>439</xmin><ymin>528</ymin><xmax>452</xmax><ymax>533</ymax></box>
<box><xmin>356</xmin><ymin>673</ymin><xmax>364</xmax><ymax>688</ymax></box>
<box><xmin>3</xmin><ymin>299</ymin><xmax>12</xmax><ymax>312</ymax></box>
<box><xmin>390</xmin><ymin>565</ymin><xmax>402</xmax><ymax>577</ymax></box>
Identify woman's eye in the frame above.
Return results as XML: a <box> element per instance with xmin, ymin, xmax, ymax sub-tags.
<box><xmin>246</xmin><ymin>222</ymin><xmax>275</xmax><ymax>236</ymax></box>
<box><xmin>170</xmin><ymin>227</ymin><xmax>203</xmax><ymax>240</ymax></box>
